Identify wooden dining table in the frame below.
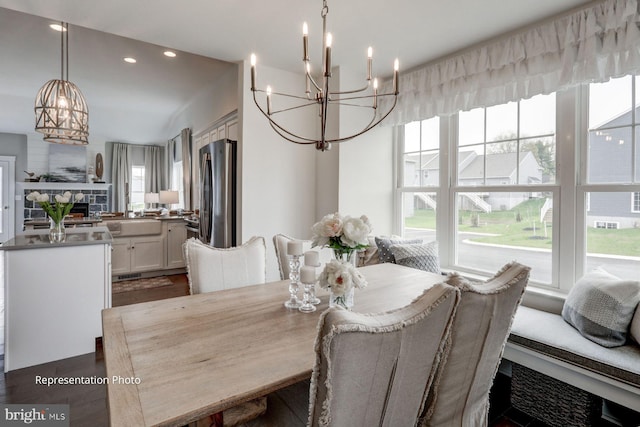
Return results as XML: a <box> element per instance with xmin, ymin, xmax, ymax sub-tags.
<box><xmin>102</xmin><ymin>263</ymin><xmax>447</xmax><ymax>427</ymax></box>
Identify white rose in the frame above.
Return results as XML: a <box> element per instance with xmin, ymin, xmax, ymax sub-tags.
<box><xmin>36</xmin><ymin>193</ymin><xmax>50</xmax><ymax>202</ymax></box>
<box><xmin>340</xmin><ymin>215</ymin><xmax>371</xmax><ymax>248</ymax></box>
<box><xmin>74</xmin><ymin>193</ymin><xmax>84</xmax><ymax>202</ymax></box>
<box><xmin>26</xmin><ymin>191</ymin><xmax>40</xmax><ymax>202</ymax></box>
<box><xmin>311</xmin><ymin>213</ymin><xmax>343</xmax><ymax>246</ymax></box>
<box><xmin>318</xmin><ymin>259</ymin><xmax>365</xmax><ymax>295</ymax></box>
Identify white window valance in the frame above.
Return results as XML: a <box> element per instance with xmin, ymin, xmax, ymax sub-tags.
<box><xmin>380</xmin><ymin>0</ymin><xmax>640</xmax><ymax>126</ymax></box>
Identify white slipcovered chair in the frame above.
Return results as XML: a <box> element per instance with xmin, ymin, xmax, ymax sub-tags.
<box><xmin>308</xmin><ymin>282</ymin><xmax>461</xmax><ymax>427</ymax></box>
<box><xmin>184</xmin><ymin>236</ymin><xmax>267</xmax><ymax>294</ymax></box>
<box><xmin>183</xmin><ymin>236</ymin><xmax>268</xmax><ymax>427</ymax></box>
<box><xmin>421</xmin><ymin>261</ymin><xmax>531</xmax><ymax>427</ymax></box>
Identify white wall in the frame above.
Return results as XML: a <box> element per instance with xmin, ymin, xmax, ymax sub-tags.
<box><xmin>27</xmin><ymin>133</ymin><xmax>105</xmax><ymax>181</ymax></box>
<box><xmin>324</xmin><ymin>66</ymin><xmax>395</xmax><ymax>236</ymax></box>
<box><xmin>238</xmin><ymin>59</ymin><xmax>318</xmax><ymax>281</ymax></box>
<box><xmin>168</xmin><ymin>64</ymin><xmax>239</xmax><ymax>137</ymax></box>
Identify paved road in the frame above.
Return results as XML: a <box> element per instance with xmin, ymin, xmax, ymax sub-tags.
<box><xmin>404</xmin><ymin>229</ymin><xmax>639</xmax><ymax>285</ymax></box>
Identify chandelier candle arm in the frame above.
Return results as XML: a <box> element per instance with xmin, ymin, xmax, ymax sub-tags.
<box><xmin>250</xmin><ymin>54</ymin><xmax>256</xmax><ymax>91</ymax></box>
<box><xmin>367</xmin><ymin>47</ymin><xmax>373</xmax><ymax>81</ymax></box>
<box><xmin>394</xmin><ymin>59</ymin><xmax>400</xmax><ymax>94</ymax></box>
<box><xmin>324</xmin><ymin>33</ymin><xmax>332</xmax><ymax>77</ymax></box>
<box><xmin>303</xmin><ymin>22</ymin><xmax>309</xmax><ymax>62</ymax></box>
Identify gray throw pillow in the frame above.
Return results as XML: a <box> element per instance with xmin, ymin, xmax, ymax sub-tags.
<box><xmin>389</xmin><ymin>241</ymin><xmax>440</xmax><ymax>274</ymax></box>
<box><xmin>631</xmin><ymin>305</ymin><xmax>640</xmax><ymax>345</ymax></box>
<box><xmin>561</xmin><ymin>267</ymin><xmax>640</xmax><ymax>348</ymax></box>
<box><xmin>375</xmin><ymin>236</ymin><xmax>422</xmax><ymax>263</ymax></box>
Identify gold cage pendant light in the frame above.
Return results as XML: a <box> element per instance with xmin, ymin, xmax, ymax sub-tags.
<box><xmin>35</xmin><ymin>22</ymin><xmax>89</xmax><ymax>145</ymax></box>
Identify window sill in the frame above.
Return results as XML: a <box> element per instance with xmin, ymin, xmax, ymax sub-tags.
<box><xmin>443</xmin><ymin>268</ymin><xmax>566</xmax><ymax>315</ymax></box>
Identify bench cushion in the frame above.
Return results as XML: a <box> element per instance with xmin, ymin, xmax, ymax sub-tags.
<box><xmin>509</xmin><ymin>306</ymin><xmax>640</xmax><ymax>387</ymax></box>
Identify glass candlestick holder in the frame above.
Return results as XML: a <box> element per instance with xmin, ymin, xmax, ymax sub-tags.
<box><xmin>309</xmin><ymin>282</ymin><xmax>321</xmax><ymax>305</ymax></box>
<box><xmin>298</xmin><ymin>281</ymin><xmax>317</xmax><ymax>313</ymax></box>
<box><xmin>284</xmin><ymin>254</ymin><xmax>302</xmax><ymax>309</ymax></box>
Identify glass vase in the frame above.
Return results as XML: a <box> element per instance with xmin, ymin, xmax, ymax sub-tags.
<box><xmin>333</xmin><ymin>249</ymin><xmax>357</xmax><ymax>266</ymax></box>
<box><xmin>49</xmin><ymin>218</ymin><xmax>66</xmax><ymax>243</ymax></box>
<box><xmin>329</xmin><ymin>287</ymin><xmax>354</xmax><ymax>310</ymax></box>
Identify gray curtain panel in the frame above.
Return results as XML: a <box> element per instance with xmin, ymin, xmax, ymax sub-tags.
<box><xmin>166</xmin><ymin>138</ymin><xmax>176</xmax><ymax>193</ymax></box>
<box><xmin>111</xmin><ymin>142</ymin><xmax>132</xmax><ymax>212</ymax></box>
<box><xmin>144</xmin><ymin>145</ymin><xmax>165</xmax><ymax>194</ymax></box>
<box><xmin>180</xmin><ymin>128</ymin><xmax>192</xmax><ymax>210</ymax></box>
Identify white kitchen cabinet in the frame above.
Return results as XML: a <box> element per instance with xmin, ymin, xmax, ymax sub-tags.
<box><xmin>111</xmin><ymin>238</ymin><xmax>131</xmax><ymax>275</ymax></box>
<box><xmin>166</xmin><ymin>221</ymin><xmax>187</xmax><ymax>269</ymax></box>
<box><xmin>111</xmin><ymin>235</ymin><xmax>164</xmax><ymax>274</ymax></box>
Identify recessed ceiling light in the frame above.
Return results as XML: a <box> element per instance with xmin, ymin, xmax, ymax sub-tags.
<box><xmin>164</xmin><ymin>51</ymin><xmax>177</xmax><ymax>58</ymax></box>
<box><xmin>123</xmin><ymin>57</ymin><xmax>137</xmax><ymax>64</ymax></box>
<box><xmin>49</xmin><ymin>24</ymin><xmax>67</xmax><ymax>32</ymax></box>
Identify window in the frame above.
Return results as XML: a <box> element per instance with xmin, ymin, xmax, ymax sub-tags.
<box><xmin>633</xmin><ymin>192</ymin><xmax>640</xmax><ymax>213</ymax></box>
<box><xmin>594</xmin><ymin>221</ymin><xmax>619</xmax><ymax>229</ymax></box>
<box><xmin>130</xmin><ymin>165</ymin><xmax>145</xmax><ymax>212</ymax></box>
<box><xmin>399</xmin><ymin>118</ymin><xmax>440</xmax><ymax>242</ymax></box>
<box><xmin>454</xmin><ymin>94</ymin><xmax>556</xmax><ymax>284</ymax></box>
<box><xmin>395</xmin><ymin>80</ymin><xmax>640</xmax><ymax>292</ymax></box>
<box><xmin>583</xmin><ymin>76</ymin><xmax>640</xmax><ymax>279</ymax></box>
<box><xmin>171</xmin><ymin>161</ymin><xmax>185</xmax><ymax>209</ymax></box>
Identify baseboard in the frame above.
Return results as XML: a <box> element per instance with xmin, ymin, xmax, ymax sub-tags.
<box><xmin>112</xmin><ymin>268</ymin><xmax>186</xmax><ymax>282</ymax></box>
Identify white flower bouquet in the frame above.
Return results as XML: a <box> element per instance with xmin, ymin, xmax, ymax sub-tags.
<box><xmin>27</xmin><ymin>191</ymin><xmax>85</xmax><ymax>224</ymax></box>
<box><xmin>318</xmin><ymin>258</ymin><xmax>368</xmax><ymax>308</ymax></box>
<box><xmin>311</xmin><ymin>212</ymin><xmax>372</xmax><ymax>257</ymax></box>
<box><xmin>318</xmin><ymin>259</ymin><xmax>368</xmax><ymax>294</ymax></box>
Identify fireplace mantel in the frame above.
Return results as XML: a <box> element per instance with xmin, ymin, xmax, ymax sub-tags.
<box><xmin>17</xmin><ymin>182</ymin><xmax>111</xmax><ymax>191</ymax></box>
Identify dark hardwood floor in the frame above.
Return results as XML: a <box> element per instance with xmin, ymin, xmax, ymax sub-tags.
<box><xmin>0</xmin><ymin>274</ymin><xmax>620</xmax><ymax>426</ymax></box>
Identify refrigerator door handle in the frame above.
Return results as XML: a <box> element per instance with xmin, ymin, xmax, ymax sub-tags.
<box><xmin>200</xmin><ymin>152</ymin><xmax>213</xmax><ymax>244</ymax></box>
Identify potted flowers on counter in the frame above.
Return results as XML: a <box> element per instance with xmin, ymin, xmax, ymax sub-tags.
<box><xmin>27</xmin><ymin>191</ymin><xmax>84</xmax><ymax>242</ymax></box>
<box><xmin>311</xmin><ymin>212</ymin><xmax>372</xmax><ymax>309</ymax></box>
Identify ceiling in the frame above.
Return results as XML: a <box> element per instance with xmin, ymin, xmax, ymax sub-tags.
<box><xmin>0</xmin><ymin>0</ymin><xmax>593</xmax><ymax>144</ymax></box>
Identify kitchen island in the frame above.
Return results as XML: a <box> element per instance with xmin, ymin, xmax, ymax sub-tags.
<box><xmin>0</xmin><ymin>227</ymin><xmax>112</xmax><ymax>372</ymax></box>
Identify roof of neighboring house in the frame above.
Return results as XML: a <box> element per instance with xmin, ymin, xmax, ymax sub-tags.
<box><xmin>459</xmin><ymin>151</ymin><xmax>535</xmax><ymax>179</ymax></box>
<box><xmin>405</xmin><ymin>150</ymin><xmax>539</xmax><ymax>180</ymax></box>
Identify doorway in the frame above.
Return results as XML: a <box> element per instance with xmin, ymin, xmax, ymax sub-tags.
<box><xmin>0</xmin><ymin>156</ymin><xmax>15</xmax><ymax>244</ymax></box>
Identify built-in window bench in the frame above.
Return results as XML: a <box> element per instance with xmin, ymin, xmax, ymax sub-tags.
<box><xmin>502</xmin><ymin>305</ymin><xmax>640</xmax><ymax>425</ymax></box>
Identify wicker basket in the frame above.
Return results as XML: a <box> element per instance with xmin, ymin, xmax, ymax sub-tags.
<box><xmin>511</xmin><ymin>363</ymin><xmax>602</xmax><ymax>427</ymax></box>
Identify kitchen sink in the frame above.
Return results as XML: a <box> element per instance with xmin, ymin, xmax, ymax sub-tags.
<box><xmin>105</xmin><ymin>219</ymin><xmax>162</xmax><ymax>237</ymax></box>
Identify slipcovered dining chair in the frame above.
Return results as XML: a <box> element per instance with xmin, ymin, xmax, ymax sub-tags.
<box><xmin>308</xmin><ymin>282</ymin><xmax>461</xmax><ymax>427</ymax></box>
<box><xmin>421</xmin><ymin>261</ymin><xmax>531</xmax><ymax>427</ymax></box>
<box><xmin>184</xmin><ymin>235</ymin><xmax>267</xmax><ymax>294</ymax></box>
<box><xmin>183</xmin><ymin>236</ymin><xmax>268</xmax><ymax>427</ymax></box>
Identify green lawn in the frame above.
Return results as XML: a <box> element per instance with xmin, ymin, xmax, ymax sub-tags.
<box><xmin>404</xmin><ymin>198</ymin><xmax>640</xmax><ymax>257</ymax></box>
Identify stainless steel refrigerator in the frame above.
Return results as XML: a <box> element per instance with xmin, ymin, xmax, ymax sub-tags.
<box><xmin>199</xmin><ymin>139</ymin><xmax>237</xmax><ymax>248</ymax></box>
